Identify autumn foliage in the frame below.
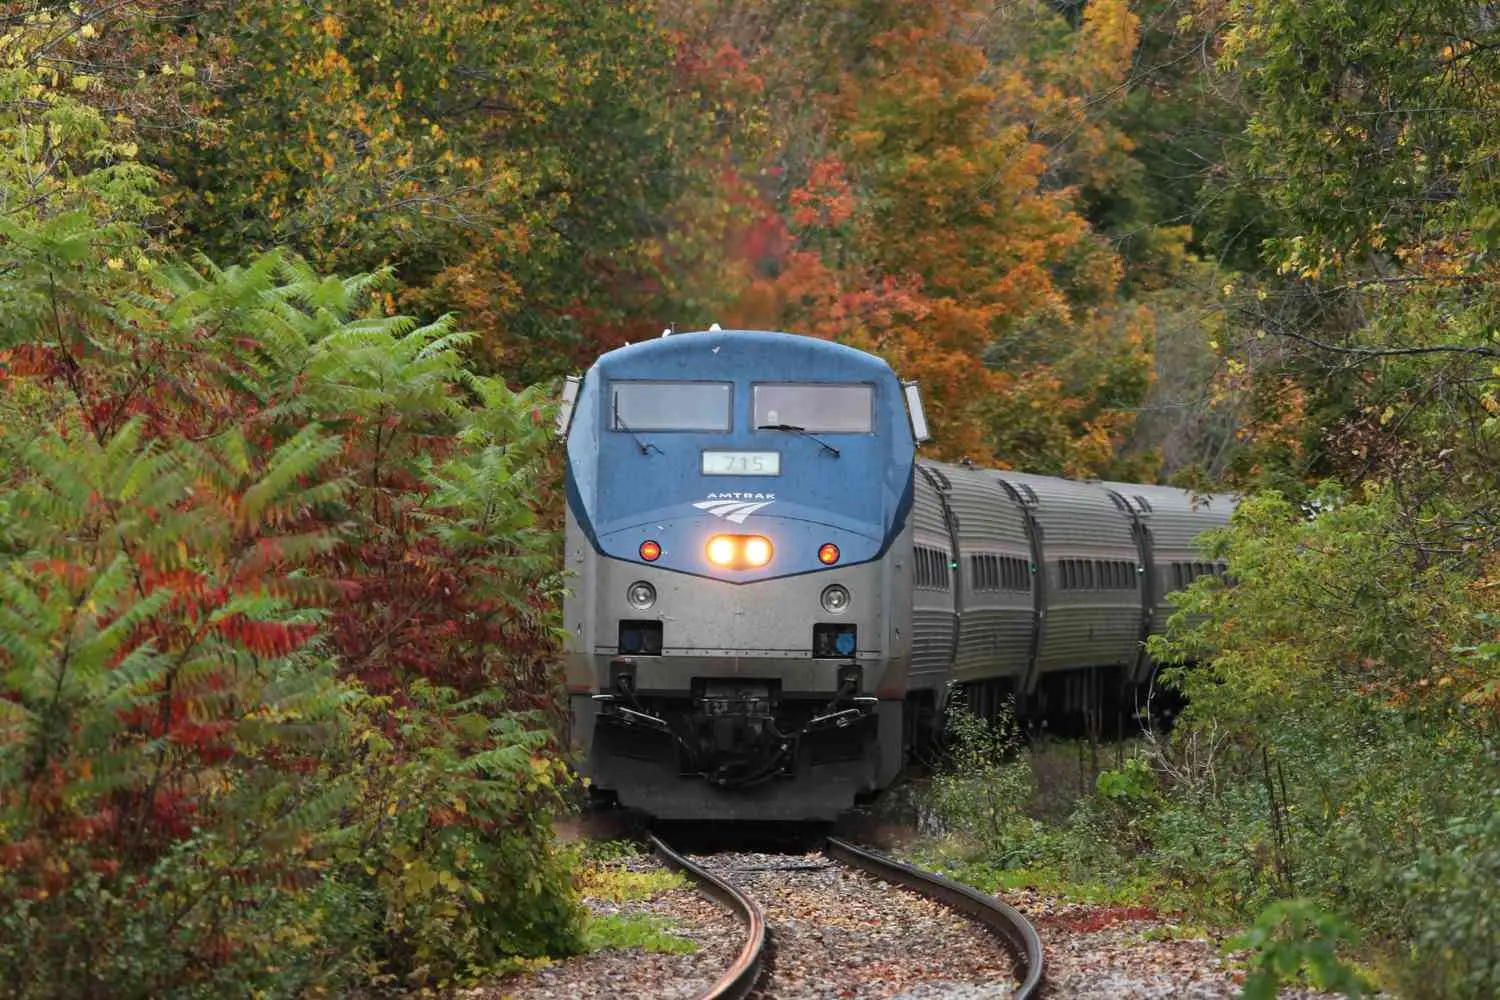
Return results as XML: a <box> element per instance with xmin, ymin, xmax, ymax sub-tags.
<box><xmin>0</xmin><ymin>40</ymin><xmax>577</xmax><ymax>995</ymax></box>
<box><xmin>8</xmin><ymin>0</ymin><xmax>1500</xmax><ymax>994</ymax></box>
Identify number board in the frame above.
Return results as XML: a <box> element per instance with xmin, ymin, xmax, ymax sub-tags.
<box><xmin>701</xmin><ymin>451</ymin><xmax>781</xmax><ymax>476</ymax></box>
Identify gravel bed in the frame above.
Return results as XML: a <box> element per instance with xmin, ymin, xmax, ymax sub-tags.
<box><xmin>474</xmin><ymin>852</ymin><xmax>741</xmax><ymax>1000</ymax></box>
<box><xmin>693</xmin><ymin>851</ymin><xmax>1017</xmax><ymax>1000</ymax></box>
<box><xmin>1001</xmin><ymin>888</ymin><xmax>1344</xmax><ymax>1000</ymax></box>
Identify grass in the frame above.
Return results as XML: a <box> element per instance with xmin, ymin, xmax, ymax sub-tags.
<box><xmin>910</xmin><ymin>834</ymin><xmax>1166</xmax><ymax>908</ymax></box>
<box><xmin>571</xmin><ymin>841</ymin><xmax>697</xmax><ymax>956</ymax></box>
<box><xmin>582</xmin><ymin>913</ymin><xmax>698</xmax><ymax>955</ymax></box>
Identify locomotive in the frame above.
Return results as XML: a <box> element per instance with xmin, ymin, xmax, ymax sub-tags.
<box><xmin>559</xmin><ymin>329</ymin><xmax>1234</xmax><ymax>821</ymax></box>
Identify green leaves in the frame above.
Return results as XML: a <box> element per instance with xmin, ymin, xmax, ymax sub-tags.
<box><xmin>1234</xmin><ymin>899</ymin><xmax>1369</xmax><ymax>1000</ymax></box>
<box><xmin>1229</xmin><ymin>0</ymin><xmax>1500</xmax><ymax>263</ymax></box>
<box><xmin>2</xmin><ymin>122</ymin><xmax>578</xmax><ymax>991</ymax></box>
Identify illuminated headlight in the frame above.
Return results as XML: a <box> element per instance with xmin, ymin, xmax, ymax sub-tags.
<box><xmin>706</xmin><ymin>534</ymin><xmax>774</xmax><ymax>569</ymax></box>
<box><xmin>626</xmin><ymin>581</ymin><xmax>656</xmax><ymax>610</ymax></box>
<box><xmin>743</xmin><ymin>536</ymin><xmax>772</xmax><ymax>567</ymax></box>
<box><xmin>707</xmin><ymin>535</ymin><xmax>737</xmax><ymax>566</ymax></box>
<box><xmin>820</xmin><ymin>584</ymin><xmax>851</xmax><ymax>613</ymax></box>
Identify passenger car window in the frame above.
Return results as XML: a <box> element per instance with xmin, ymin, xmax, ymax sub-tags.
<box><xmin>611</xmin><ymin>381</ymin><xmax>732</xmax><ymax>432</ymax></box>
<box><xmin>754</xmin><ymin>384</ymin><xmax>873</xmax><ymax>433</ymax></box>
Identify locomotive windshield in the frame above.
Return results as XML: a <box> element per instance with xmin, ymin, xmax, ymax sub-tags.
<box><xmin>610</xmin><ymin>381</ymin><xmax>731</xmax><ymax>432</ymax></box>
<box><xmin>753</xmin><ymin>383</ymin><xmax>873</xmax><ymax>433</ymax></box>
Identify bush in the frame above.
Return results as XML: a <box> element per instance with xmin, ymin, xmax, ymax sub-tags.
<box><xmin>1147</xmin><ymin>488</ymin><xmax>1500</xmax><ymax>997</ymax></box>
<box><xmin>1234</xmin><ymin>899</ymin><xmax>1369</xmax><ymax>1000</ymax></box>
<box><xmin>925</xmin><ymin>701</ymin><xmax>1039</xmax><ymax>860</ymax></box>
<box><xmin>1</xmin><ymin>69</ymin><xmax>580</xmax><ymax>997</ymax></box>
<box><xmin>913</xmin><ymin>489</ymin><xmax>1500</xmax><ymax>998</ymax></box>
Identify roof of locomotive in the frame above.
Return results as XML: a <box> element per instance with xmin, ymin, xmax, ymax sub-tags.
<box><xmin>590</xmin><ymin>328</ymin><xmax>898</xmax><ymax>381</ymax></box>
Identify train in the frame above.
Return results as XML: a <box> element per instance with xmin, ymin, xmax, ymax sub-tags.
<box><xmin>559</xmin><ymin>328</ymin><xmax>1235</xmax><ymax>821</ymax></box>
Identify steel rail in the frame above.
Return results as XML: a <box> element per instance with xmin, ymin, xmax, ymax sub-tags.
<box><xmin>826</xmin><ymin>836</ymin><xmax>1045</xmax><ymax>999</ymax></box>
<box><xmin>648</xmin><ymin>833</ymin><xmax>767</xmax><ymax>1000</ymax></box>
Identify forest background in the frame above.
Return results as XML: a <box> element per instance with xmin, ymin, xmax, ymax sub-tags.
<box><xmin>1</xmin><ymin>0</ymin><xmax>1496</xmax><ymax>997</ymax></box>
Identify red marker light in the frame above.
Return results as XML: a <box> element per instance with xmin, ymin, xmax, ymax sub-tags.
<box><xmin>639</xmin><ymin>540</ymin><xmax>661</xmax><ymax>562</ymax></box>
<box><xmin>818</xmin><ymin>543</ymin><xmax>840</xmax><ymax>565</ymax></box>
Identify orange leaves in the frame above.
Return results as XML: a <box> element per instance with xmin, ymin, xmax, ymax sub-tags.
<box><xmin>682</xmin><ymin>0</ymin><xmax>1152</xmax><ymax>469</ymax></box>
<box><xmin>789</xmin><ymin>158</ymin><xmax>856</xmax><ymax>231</ymax></box>
<box><xmin>0</xmin><ymin>344</ymin><xmax>69</xmax><ymax>378</ymax></box>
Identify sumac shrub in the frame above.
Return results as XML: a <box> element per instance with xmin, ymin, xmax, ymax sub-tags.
<box><xmin>1</xmin><ymin>67</ymin><xmax>579</xmax><ymax>998</ymax></box>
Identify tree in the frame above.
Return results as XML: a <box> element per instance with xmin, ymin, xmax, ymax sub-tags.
<box><xmin>666</xmin><ymin>0</ymin><xmax>1159</xmax><ymax>473</ymax></box>
<box><xmin>126</xmin><ymin>0</ymin><xmax>697</xmax><ymax>381</ymax></box>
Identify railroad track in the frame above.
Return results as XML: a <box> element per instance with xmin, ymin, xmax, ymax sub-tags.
<box><xmin>649</xmin><ymin>833</ymin><xmax>1044</xmax><ymax>1000</ymax></box>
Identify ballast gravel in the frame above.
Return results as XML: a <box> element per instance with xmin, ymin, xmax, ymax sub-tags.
<box><xmin>692</xmin><ymin>851</ymin><xmax>1017</xmax><ymax>1000</ymax></box>
<box><xmin>474</xmin><ymin>845</ymin><xmax>1345</xmax><ymax>999</ymax></box>
<box><xmin>477</xmin><ymin>849</ymin><xmax>1017</xmax><ymax>1000</ymax></box>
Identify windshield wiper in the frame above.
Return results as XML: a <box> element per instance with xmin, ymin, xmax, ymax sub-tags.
<box><xmin>757</xmin><ymin>423</ymin><xmax>840</xmax><ymax>458</ymax></box>
<box><xmin>613</xmin><ymin>399</ymin><xmax>664</xmax><ymax>456</ymax></box>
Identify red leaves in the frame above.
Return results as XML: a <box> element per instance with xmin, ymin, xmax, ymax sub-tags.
<box><xmin>0</xmin><ymin>344</ymin><xmax>69</xmax><ymax>378</ymax></box>
<box><xmin>214</xmin><ymin>614</ymin><xmax>318</xmax><ymax>658</ymax></box>
<box><xmin>1039</xmin><ymin>905</ymin><xmax>1160</xmax><ymax>933</ymax></box>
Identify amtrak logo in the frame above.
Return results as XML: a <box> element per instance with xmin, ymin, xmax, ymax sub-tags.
<box><xmin>694</xmin><ymin>492</ymin><xmax>776</xmax><ymax>524</ymax></box>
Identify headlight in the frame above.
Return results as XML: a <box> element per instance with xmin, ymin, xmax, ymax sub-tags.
<box><xmin>706</xmin><ymin>534</ymin><xmax>774</xmax><ymax>569</ymax></box>
<box><xmin>707</xmin><ymin>535</ymin><xmax>737</xmax><ymax>566</ymax></box>
<box><xmin>821</xmin><ymin>584</ymin><xmax>851</xmax><ymax>613</ymax></box>
<box><xmin>743</xmin><ymin>536</ymin><xmax>773</xmax><ymax>567</ymax></box>
<box><xmin>626</xmin><ymin>581</ymin><xmax>656</xmax><ymax>610</ymax></box>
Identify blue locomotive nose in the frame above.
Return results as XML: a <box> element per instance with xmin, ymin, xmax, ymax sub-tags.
<box><xmin>563</xmin><ymin>329</ymin><xmax>916</xmax><ymax>581</ymax></box>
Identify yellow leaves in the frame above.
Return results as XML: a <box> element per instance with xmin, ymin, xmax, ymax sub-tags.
<box><xmin>318</xmin><ymin>47</ymin><xmax>348</xmax><ymax>77</ymax></box>
<box><xmin>1079</xmin><ymin>0</ymin><xmax>1140</xmax><ymax>87</ymax></box>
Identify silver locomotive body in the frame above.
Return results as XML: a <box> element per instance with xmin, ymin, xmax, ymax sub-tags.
<box><xmin>564</xmin><ymin>508</ymin><xmax>913</xmax><ymax>820</ymax></box>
